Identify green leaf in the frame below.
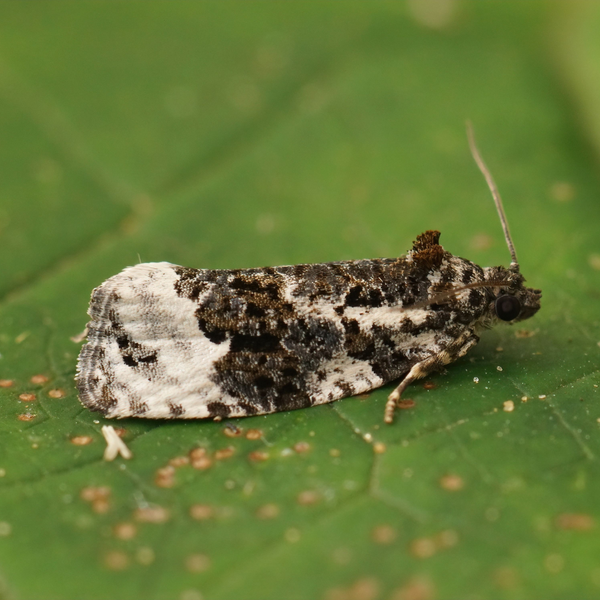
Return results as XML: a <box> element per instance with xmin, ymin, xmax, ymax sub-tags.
<box><xmin>1</xmin><ymin>2</ymin><xmax>600</xmax><ymax>600</ymax></box>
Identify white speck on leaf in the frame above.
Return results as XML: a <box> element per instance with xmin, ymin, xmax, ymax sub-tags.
<box><xmin>102</xmin><ymin>425</ymin><xmax>132</xmax><ymax>461</ymax></box>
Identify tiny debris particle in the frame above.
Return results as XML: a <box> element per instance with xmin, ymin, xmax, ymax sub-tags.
<box><xmin>496</xmin><ymin>346</ymin><xmax>504</xmax><ymax>352</ymax></box>
<box><xmin>92</xmin><ymin>498</ymin><xmax>110</xmax><ymax>514</ymax></box>
<box><xmin>439</xmin><ymin>474</ymin><xmax>464</xmax><ymax>491</ymax></box>
<box><xmin>371</xmin><ymin>524</ymin><xmax>397</xmax><ymax>545</ymax></box>
<box><xmin>397</xmin><ymin>399</ymin><xmax>416</xmax><ymax>409</ymax></box>
<box><xmin>331</xmin><ymin>547</ymin><xmax>353</xmax><ymax>566</ymax></box>
<box><xmin>80</xmin><ymin>486</ymin><xmax>111</xmax><ymax>513</ymax></box>
<box><xmin>223</xmin><ymin>424</ymin><xmax>242</xmax><ymax>437</ymax></box>
<box><xmin>48</xmin><ymin>388</ymin><xmax>66</xmax><ymax>398</ymax></box>
<box><xmin>410</xmin><ymin>530</ymin><xmax>458</xmax><ymax>559</ymax></box>
<box><xmin>248</xmin><ymin>450</ymin><xmax>269</xmax><ymax>462</ymax></box>
<box><xmin>191</xmin><ymin>455</ymin><xmax>212</xmax><ymax>470</ymax></box>
<box><xmin>17</xmin><ymin>413</ymin><xmax>36</xmax><ymax>422</ymax></box>
<box><xmin>18</xmin><ymin>393</ymin><xmax>36</xmax><ymax>402</ymax></box>
<box><xmin>329</xmin><ymin>448</ymin><xmax>341</xmax><ymax>457</ymax></box>
<box><xmin>409</xmin><ymin>537</ymin><xmax>437</xmax><ymax>559</ymax></box>
<box><xmin>284</xmin><ymin>527</ymin><xmax>301</xmax><ymax>543</ymax></box>
<box><xmin>493</xmin><ymin>566</ymin><xmax>520</xmax><ymax>590</ymax></box>
<box><xmin>80</xmin><ymin>486</ymin><xmax>110</xmax><ymax>503</ymax></box>
<box><xmin>503</xmin><ymin>400</ymin><xmax>515</xmax><ymax>413</ymax></box>
<box><xmin>104</xmin><ymin>550</ymin><xmax>129</xmax><ymax>571</ymax></box>
<box><xmin>214</xmin><ymin>446</ymin><xmax>235</xmax><ymax>460</ymax></box>
<box><xmin>255</xmin><ymin>212</ymin><xmax>276</xmax><ymax>234</ymax></box>
<box><xmin>589</xmin><ymin>254</ymin><xmax>600</xmax><ymax>271</ymax></box>
<box><xmin>30</xmin><ymin>374</ymin><xmax>49</xmax><ymax>385</ymax></box>
<box><xmin>550</xmin><ymin>181</ymin><xmax>575</xmax><ymax>202</ymax></box>
<box><xmin>185</xmin><ymin>553</ymin><xmax>211</xmax><ymax>573</ymax></box>
<box><xmin>373</xmin><ymin>442</ymin><xmax>386</xmax><ymax>454</ymax></box>
<box><xmin>363</xmin><ymin>433</ymin><xmax>373</xmax><ymax>443</ymax></box>
<box><xmin>134</xmin><ymin>506</ymin><xmax>170</xmax><ymax>524</ymax></box>
<box><xmin>113</xmin><ymin>522</ymin><xmax>137</xmax><ymax>540</ymax></box>
<box><xmin>293</xmin><ymin>441</ymin><xmax>311</xmax><ymax>453</ymax></box>
<box><xmin>256</xmin><ymin>503</ymin><xmax>280</xmax><ymax>519</ymax></box>
<box><xmin>0</xmin><ymin>379</ymin><xmax>14</xmax><ymax>388</ymax></box>
<box><xmin>422</xmin><ymin>381</ymin><xmax>437</xmax><ymax>390</ymax></box>
<box><xmin>180</xmin><ymin>590</ymin><xmax>203</xmax><ymax>600</ymax></box>
<box><xmin>169</xmin><ymin>455</ymin><xmax>190</xmax><ymax>467</ymax></box>
<box><xmin>71</xmin><ymin>435</ymin><xmax>94</xmax><ymax>446</ymax></box>
<box><xmin>0</xmin><ymin>522</ymin><xmax>11</xmax><ymax>537</ymax></box>
<box><xmin>189</xmin><ymin>504</ymin><xmax>214</xmax><ymax>521</ymax></box>
<box><xmin>407</xmin><ymin>0</ymin><xmax>458</xmax><ymax>29</ymax></box>
<box><xmin>436</xmin><ymin>529</ymin><xmax>459</xmax><ymax>549</ymax></box>
<box><xmin>136</xmin><ymin>547</ymin><xmax>155</xmax><ymax>566</ymax></box>
<box><xmin>245</xmin><ymin>428</ymin><xmax>263</xmax><ymax>440</ymax></box>
<box><xmin>189</xmin><ymin>447</ymin><xmax>212</xmax><ymax>470</ymax></box>
<box><xmin>326</xmin><ymin>578</ymin><xmax>381</xmax><ymax>600</ymax></box>
<box><xmin>244</xmin><ymin>480</ymin><xmax>257</xmax><ymax>495</ymax></box>
<box><xmin>189</xmin><ymin>447</ymin><xmax>207</xmax><ymax>460</ymax></box>
<box><xmin>15</xmin><ymin>332</ymin><xmax>29</xmax><ymax>344</ymax></box>
<box><xmin>515</xmin><ymin>329</ymin><xmax>536</xmax><ymax>338</ymax></box>
<box><xmin>154</xmin><ymin>466</ymin><xmax>176</xmax><ymax>488</ymax></box>
<box><xmin>473</xmin><ymin>377</ymin><xmax>479</xmax><ymax>384</ymax></box>
<box><xmin>352</xmin><ymin>578</ymin><xmax>380</xmax><ymax>600</ymax></box>
<box><xmin>555</xmin><ymin>513</ymin><xmax>595</xmax><ymax>531</ymax></box>
<box><xmin>389</xmin><ymin>577</ymin><xmax>435</xmax><ymax>600</ymax></box>
<box><xmin>297</xmin><ymin>490</ymin><xmax>321</xmax><ymax>505</ymax></box>
<box><xmin>101</xmin><ymin>425</ymin><xmax>132</xmax><ymax>460</ymax></box>
<box><xmin>470</xmin><ymin>232</ymin><xmax>494</xmax><ymax>251</ymax></box>
<box><xmin>538</xmin><ymin>395</ymin><xmax>547</xmax><ymax>400</ymax></box>
<box><xmin>496</xmin><ymin>366</ymin><xmax>503</xmax><ymax>372</ymax></box>
<box><xmin>521</xmin><ymin>396</ymin><xmax>528</xmax><ymax>402</ymax></box>
<box><xmin>544</xmin><ymin>553</ymin><xmax>565</xmax><ymax>574</ymax></box>
<box><xmin>218</xmin><ymin>506</ymin><xmax>235</xmax><ymax>519</ymax></box>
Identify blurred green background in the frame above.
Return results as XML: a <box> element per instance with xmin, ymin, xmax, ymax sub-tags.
<box><xmin>1</xmin><ymin>2</ymin><xmax>600</xmax><ymax>599</ymax></box>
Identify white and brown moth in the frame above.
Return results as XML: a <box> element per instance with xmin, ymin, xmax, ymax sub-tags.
<box><xmin>76</xmin><ymin>127</ymin><xmax>541</xmax><ymax>424</ymax></box>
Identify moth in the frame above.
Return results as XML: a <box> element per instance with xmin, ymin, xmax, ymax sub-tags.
<box><xmin>76</xmin><ymin>126</ymin><xmax>541</xmax><ymax>423</ymax></box>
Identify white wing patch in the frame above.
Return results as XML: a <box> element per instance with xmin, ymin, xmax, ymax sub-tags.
<box><xmin>78</xmin><ymin>263</ymin><xmax>240</xmax><ymax>418</ymax></box>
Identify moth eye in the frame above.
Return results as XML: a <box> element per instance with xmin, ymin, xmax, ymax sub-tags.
<box><xmin>495</xmin><ymin>294</ymin><xmax>521</xmax><ymax>321</ymax></box>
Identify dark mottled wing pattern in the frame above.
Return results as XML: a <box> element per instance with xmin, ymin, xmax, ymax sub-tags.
<box><xmin>76</xmin><ymin>231</ymin><xmax>489</xmax><ymax>419</ymax></box>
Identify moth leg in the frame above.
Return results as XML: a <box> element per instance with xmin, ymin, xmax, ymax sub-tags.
<box><xmin>384</xmin><ymin>329</ymin><xmax>480</xmax><ymax>424</ymax></box>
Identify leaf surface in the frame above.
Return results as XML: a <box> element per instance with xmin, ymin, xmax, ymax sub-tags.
<box><xmin>1</xmin><ymin>3</ymin><xmax>599</xmax><ymax>600</ymax></box>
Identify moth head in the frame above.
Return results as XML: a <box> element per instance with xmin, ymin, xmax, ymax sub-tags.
<box><xmin>485</xmin><ymin>267</ymin><xmax>542</xmax><ymax>324</ymax></box>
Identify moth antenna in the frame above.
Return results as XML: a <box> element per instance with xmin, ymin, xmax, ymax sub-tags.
<box><xmin>466</xmin><ymin>121</ymin><xmax>519</xmax><ymax>270</ymax></box>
